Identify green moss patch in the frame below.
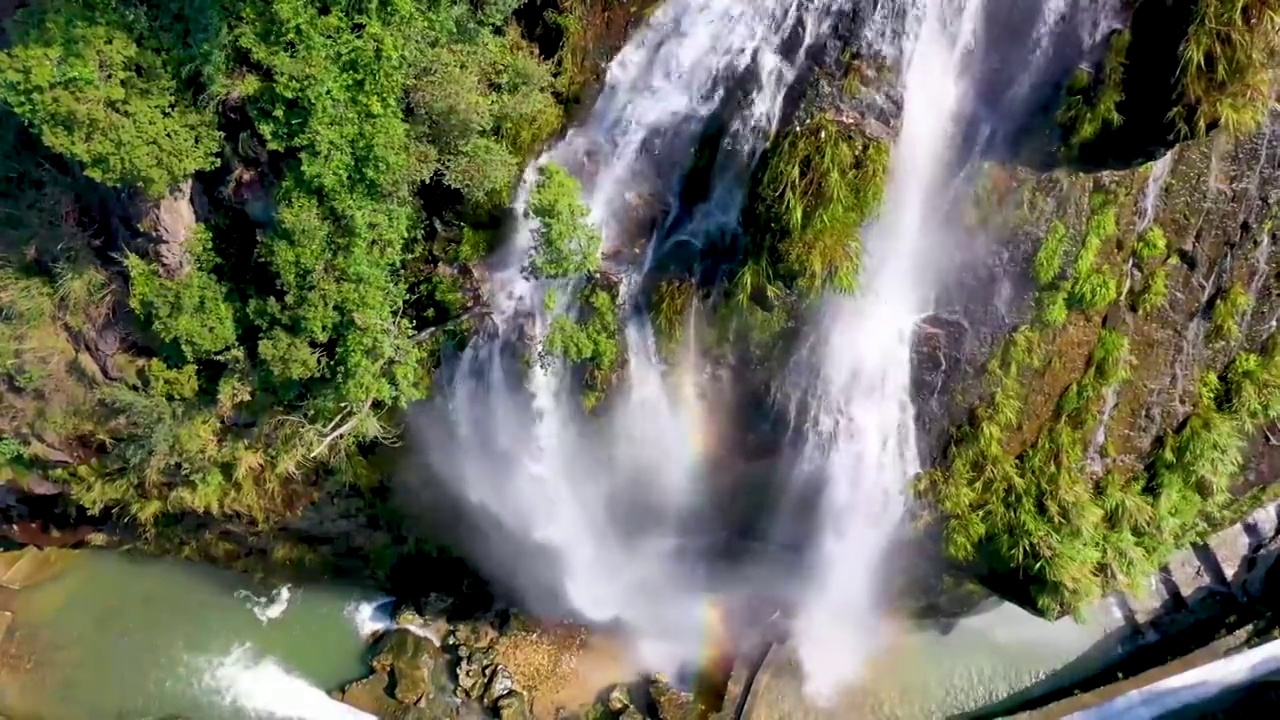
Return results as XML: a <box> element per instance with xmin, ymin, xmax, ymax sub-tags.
<box><xmin>747</xmin><ymin>112</ymin><xmax>889</xmax><ymax>296</ymax></box>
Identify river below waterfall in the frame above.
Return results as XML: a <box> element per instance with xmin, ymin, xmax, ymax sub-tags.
<box><xmin>0</xmin><ymin>548</ymin><xmax>1133</xmax><ymax>719</ymax></box>
<box><xmin>0</xmin><ymin>548</ymin><xmax>380</xmax><ymax>719</ymax></box>
<box><xmin>746</xmin><ymin>601</ymin><xmax>1126</xmax><ymax>718</ymax></box>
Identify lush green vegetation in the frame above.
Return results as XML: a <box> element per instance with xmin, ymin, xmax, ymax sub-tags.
<box><xmin>1173</xmin><ymin>0</ymin><xmax>1280</xmax><ymax>137</ymax></box>
<box><xmin>923</xmin><ymin>310</ymin><xmax>1280</xmax><ymax>616</ymax></box>
<box><xmin>529</xmin><ymin>162</ymin><xmax>602</xmax><ymax>278</ymax></box>
<box><xmin>638</xmin><ymin>110</ymin><xmax>888</xmax><ymax>364</ymax></box>
<box><xmin>925</xmin><ymin>187</ymin><xmax>1280</xmax><ymax>615</ymax></box>
<box><xmin>650</xmin><ymin>278</ymin><xmax>695</xmax><ymax>355</ymax></box>
<box><xmin>1057</xmin><ymin>1</ymin><xmax>1278</xmax><ymax>147</ymax></box>
<box><xmin>1211</xmin><ymin>281</ymin><xmax>1254</xmax><ymax>343</ymax></box>
<box><xmin>542</xmin><ymin>282</ymin><xmax>622</xmax><ymax>410</ymax></box>
<box><xmin>1131</xmin><ymin>225</ymin><xmax>1172</xmax><ymax>315</ymax></box>
<box><xmin>0</xmin><ymin>0</ymin><xmax>593</xmax><ymax>527</ymax></box>
<box><xmin>1058</xmin><ymin>29</ymin><xmax>1130</xmax><ymax>151</ymax></box>
<box><xmin>747</xmin><ymin>112</ymin><xmax>888</xmax><ymax>296</ymax></box>
<box><xmin>1029</xmin><ymin>195</ymin><xmax>1122</xmax><ymax>328</ymax></box>
<box><xmin>0</xmin><ymin>1</ymin><xmax>221</xmax><ymax>195</ymax></box>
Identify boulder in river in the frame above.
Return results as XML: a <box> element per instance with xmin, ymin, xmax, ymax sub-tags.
<box><xmin>338</xmin><ymin>627</ymin><xmax>459</xmax><ymax>716</ymax></box>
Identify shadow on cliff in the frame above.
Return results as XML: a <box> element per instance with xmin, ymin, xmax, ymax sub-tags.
<box><xmin>956</xmin><ymin>529</ymin><xmax>1280</xmax><ymax>719</ymax></box>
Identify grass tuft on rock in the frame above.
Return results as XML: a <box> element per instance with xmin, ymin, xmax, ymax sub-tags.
<box><xmin>1058</xmin><ymin>29</ymin><xmax>1131</xmax><ymax>152</ymax></box>
<box><xmin>749</xmin><ymin>112</ymin><xmax>888</xmax><ymax>296</ymax></box>
<box><xmin>1173</xmin><ymin>0</ymin><xmax>1280</xmax><ymax>138</ymax></box>
<box><xmin>1210</xmin><ymin>281</ymin><xmax>1253</xmax><ymax>343</ymax></box>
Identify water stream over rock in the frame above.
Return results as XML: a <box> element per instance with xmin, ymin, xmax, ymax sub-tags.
<box><xmin>414</xmin><ymin>0</ymin><xmax>847</xmax><ymax>678</ymax></box>
<box><xmin>778</xmin><ymin>0</ymin><xmax>988</xmax><ymax>701</ymax></box>
<box><xmin>407</xmin><ymin>0</ymin><xmax>1135</xmax><ymax>703</ymax></box>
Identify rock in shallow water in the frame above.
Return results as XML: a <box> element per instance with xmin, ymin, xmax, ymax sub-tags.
<box><xmin>339</xmin><ymin>627</ymin><xmax>460</xmax><ymax>716</ymax></box>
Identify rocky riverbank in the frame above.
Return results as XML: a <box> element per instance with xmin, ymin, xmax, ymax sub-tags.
<box><xmin>334</xmin><ymin>598</ymin><xmax>725</xmax><ymax>720</ymax></box>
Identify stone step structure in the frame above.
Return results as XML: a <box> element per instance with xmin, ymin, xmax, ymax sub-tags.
<box><xmin>1102</xmin><ymin>501</ymin><xmax>1280</xmax><ymax>651</ymax></box>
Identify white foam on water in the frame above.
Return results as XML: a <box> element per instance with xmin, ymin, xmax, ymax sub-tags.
<box><xmin>200</xmin><ymin>644</ymin><xmax>375</xmax><ymax>720</ymax></box>
<box><xmin>343</xmin><ymin>596</ymin><xmax>394</xmax><ymax>640</ymax></box>
<box><xmin>235</xmin><ymin>585</ymin><xmax>294</xmax><ymax>625</ymax></box>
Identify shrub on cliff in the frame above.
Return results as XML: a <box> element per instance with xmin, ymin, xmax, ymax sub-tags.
<box><xmin>0</xmin><ymin>0</ymin><xmax>567</xmax><ymax>527</ymax></box>
<box><xmin>542</xmin><ymin>281</ymin><xmax>622</xmax><ymax>410</ymax></box>
<box><xmin>0</xmin><ymin>0</ymin><xmax>219</xmax><ymax>196</ymax></box>
<box><xmin>1174</xmin><ymin>0</ymin><xmax>1280</xmax><ymax>137</ymax></box>
<box><xmin>529</xmin><ymin>162</ymin><xmax>602</xmax><ymax>278</ymax></box>
<box><xmin>748</xmin><ymin>112</ymin><xmax>888</xmax><ymax>296</ymax></box>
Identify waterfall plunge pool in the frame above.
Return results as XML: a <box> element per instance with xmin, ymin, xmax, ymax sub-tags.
<box><xmin>0</xmin><ymin>548</ymin><xmax>383</xmax><ymax>720</ymax></box>
<box><xmin>0</xmin><ymin>546</ymin><xmax>1133</xmax><ymax>720</ymax></box>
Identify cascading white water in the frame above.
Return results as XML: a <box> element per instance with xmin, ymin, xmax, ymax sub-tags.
<box><xmin>201</xmin><ymin>645</ymin><xmax>376</xmax><ymax>720</ymax></box>
<box><xmin>424</xmin><ymin>0</ymin><xmax>842</xmax><ymax>674</ymax></box>
<box><xmin>1138</xmin><ymin>151</ymin><xmax>1176</xmax><ymax>232</ymax></box>
<box><xmin>420</xmin><ymin>0</ymin><xmax>1130</xmax><ymax>704</ymax></box>
<box><xmin>236</xmin><ymin>584</ymin><xmax>294</xmax><ymax>625</ymax></box>
<box><xmin>783</xmin><ymin>0</ymin><xmax>988</xmax><ymax>703</ymax></box>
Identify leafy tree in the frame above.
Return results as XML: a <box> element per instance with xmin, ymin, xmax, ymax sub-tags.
<box><xmin>0</xmin><ymin>0</ymin><xmax>219</xmax><ymax>195</ymax></box>
<box><xmin>0</xmin><ymin>0</ymin><xmax>569</xmax><ymax>528</ymax></box>
<box><xmin>125</xmin><ymin>252</ymin><xmax>238</xmax><ymax>363</ymax></box>
<box><xmin>528</xmin><ymin>162</ymin><xmax>602</xmax><ymax>278</ymax></box>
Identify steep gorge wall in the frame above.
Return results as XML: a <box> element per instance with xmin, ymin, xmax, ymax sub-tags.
<box><xmin>802</xmin><ymin>4</ymin><xmax>1280</xmax><ymax>616</ymax></box>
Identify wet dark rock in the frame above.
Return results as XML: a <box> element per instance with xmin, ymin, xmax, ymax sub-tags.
<box><xmin>336</xmin><ymin>671</ymin><xmax>408</xmax><ymax>717</ymax></box>
<box><xmin>649</xmin><ymin>677</ymin><xmax>699</xmax><ymax>720</ymax></box>
<box><xmin>827</xmin><ymin>59</ymin><xmax>902</xmax><ymax>142</ymax></box>
<box><xmin>374</xmin><ymin>628</ymin><xmax>453</xmax><ymax>706</ymax></box>
<box><xmin>338</xmin><ymin>626</ymin><xmax>471</xmax><ymax>718</ymax></box>
<box><xmin>606</xmin><ymin>683</ymin><xmax>632</xmax><ymax>713</ymax></box>
<box><xmin>225</xmin><ymin>164</ymin><xmax>275</xmax><ymax>224</ymax></box>
<box><xmin>396</xmin><ymin>606</ymin><xmax>450</xmax><ymax>645</ymax></box>
<box><xmin>495</xmin><ymin>689</ymin><xmax>534</xmax><ymax>720</ymax></box>
<box><xmin>483</xmin><ymin>664</ymin><xmax>518</xmax><ymax>706</ymax></box>
<box><xmin>451</xmin><ymin>618</ymin><xmax>500</xmax><ymax>651</ymax></box>
<box><xmin>455</xmin><ymin>651</ymin><xmax>492</xmax><ymax>700</ymax></box>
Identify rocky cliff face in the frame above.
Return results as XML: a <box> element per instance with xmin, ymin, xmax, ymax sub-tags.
<box><xmin>791</xmin><ymin>7</ymin><xmax>1280</xmax><ymax>617</ymax></box>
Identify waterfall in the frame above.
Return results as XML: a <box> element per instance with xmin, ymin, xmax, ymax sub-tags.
<box><xmin>780</xmin><ymin>0</ymin><xmax>1127</xmax><ymax>702</ymax></box>
<box><xmin>781</xmin><ymin>0</ymin><xmax>987</xmax><ymax>703</ymax></box>
<box><xmin>416</xmin><ymin>0</ymin><xmax>1127</xmax><ymax>703</ymax></box>
<box><xmin>421</xmin><ymin>0</ymin><xmax>842</xmax><ymax>674</ymax></box>
<box><xmin>1138</xmin><ymin>151</ymin><xmax>1175</xmax><ymax>232</ymax></box>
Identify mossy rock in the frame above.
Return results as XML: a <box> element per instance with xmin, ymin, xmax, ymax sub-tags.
<box><xmin>337</xmin><ymin>628</ymin><xmax>461</xmax><ymax>717</ymax></box>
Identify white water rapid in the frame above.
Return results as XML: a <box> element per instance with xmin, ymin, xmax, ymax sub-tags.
<box><xmin>781</xmin><ymin>0</ymin><xmax>987</xmax><ymax>703</ymax></box>
<box><xmin>201</xmin><ymin>645</ymin><xmax>376</xmax><ymax>720</ymax></box>
<box><xmin>236</xmin><ymin>584</ymin><xmax>295</xmax><ymax>625</ymax></box>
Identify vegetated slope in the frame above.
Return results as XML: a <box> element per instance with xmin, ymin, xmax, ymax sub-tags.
<box><xmin>0</xmin><ymin>0</ymin><xmax>630</xmax><ymax>545</ymax></box>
